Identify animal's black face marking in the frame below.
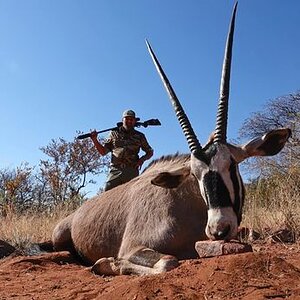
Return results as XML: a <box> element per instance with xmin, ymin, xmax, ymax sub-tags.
<box><xmin>195</xmin><ymin>143</ymin><xmax>244</xmax><ymax>225</ymax></box>
<box><xmin>193</xmin><ymin>143</ymin><xmax>218</xmax><ymax>166</ymax></box>
<box><xmin>203</xmin><ymin>170</ymin><xmax>232</xmax><ymax>209</ymax></box>
<box><xmin>191</xmin><ymin>142</ymin><xmax>245</xmax><ymax>240</ymax></box>
<box><xmin>229</xmin><ymin>160</ymin><xmax>244</xmax><ymax>224</ymax></box>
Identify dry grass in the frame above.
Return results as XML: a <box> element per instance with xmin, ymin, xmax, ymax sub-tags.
<box><xmin>242</xmin><ymin>169</ymin><xmax>300</xmax><ymax>241</ymax></box>
<box><xmin>0</xmin><ymin>205</ymin><xmax>75</xmax><ymax>251</ymax></box>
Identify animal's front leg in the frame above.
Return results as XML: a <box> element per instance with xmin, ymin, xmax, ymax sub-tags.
<box><xmin>91</xmin><ymin>246</ymin><xmax>179</xmax><ymax>276</ymax></box>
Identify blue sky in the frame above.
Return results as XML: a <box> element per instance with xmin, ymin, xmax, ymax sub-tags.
<box><xmin>0</xmin><ymin>0</ymin><xmax>299</xmax><ymax>195</ymax></box>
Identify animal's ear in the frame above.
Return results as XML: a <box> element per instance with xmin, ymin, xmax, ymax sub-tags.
<box><xmin>151</xmin><ymin>165</ymin><xmax>191</xmax><ymax>189</ymax></box>
<box><xmin>231</xmin><ymin>128</ymin><xmax>291</xmax><ymax>163</ymax></box>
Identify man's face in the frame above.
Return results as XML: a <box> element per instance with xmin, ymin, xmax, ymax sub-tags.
<box><xmin>123</xmin><ymin>116</ymin><xmax>136</xmax><ymax>130</ymax></box>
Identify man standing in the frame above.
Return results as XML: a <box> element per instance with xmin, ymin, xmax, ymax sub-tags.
<box><xmin>90</xmin><ymin>109</ymin><xmax>154</xmax><ymax>191</ymax></box>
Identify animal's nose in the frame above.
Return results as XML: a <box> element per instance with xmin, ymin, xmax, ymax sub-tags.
<box><xmin>212</xmin><ymin>225</ymin><xmax>231</xmax><ymax>240</ymax></box>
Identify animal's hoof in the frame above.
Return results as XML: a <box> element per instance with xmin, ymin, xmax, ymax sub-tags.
<box><xmin>91</xmin><ymin>257</ymin><xmax>121</xmax><ymax>275</ymax></box>
<box><xmin>154</xmin><ymin>255</ymin><xmax>179</xmax><ymax>272</ymax></box>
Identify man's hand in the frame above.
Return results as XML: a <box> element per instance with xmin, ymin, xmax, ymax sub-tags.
<box><xmin>90</xmin><ymin>130</ymin><xmax>107</xmax><ymax>156</ymax></box>
<box><xmin>90</xmin><ymin>130</ymin><xmax>98</xmax><ymax>141</ymax></box>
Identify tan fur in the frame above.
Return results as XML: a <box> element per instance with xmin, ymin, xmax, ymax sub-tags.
<box><xmin>52</xmin><ymin>154</ymin><xmax>207</xmax><ymax>266</ymax></box>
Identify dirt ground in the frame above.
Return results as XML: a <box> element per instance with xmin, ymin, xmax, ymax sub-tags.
<box><xmin>1</xmin><ymin>242</ymin><xmax>300</xmax><ymax>300</ymax></box>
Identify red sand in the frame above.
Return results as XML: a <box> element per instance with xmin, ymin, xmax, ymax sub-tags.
<box><xmin>1</xmin><ymin>242</ymin><xmax>300</xmax><ymax>299</ymax></box>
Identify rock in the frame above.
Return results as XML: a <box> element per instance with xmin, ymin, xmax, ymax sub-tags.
<box><xmin>195</xmin><ymin>240</ymin><xmax>253</xmax><ymax>258</ymax></box>
<box><xmin>0</xmin><ymin>240</ymin><xmax>16</xmax><ymax>259</ymax></box>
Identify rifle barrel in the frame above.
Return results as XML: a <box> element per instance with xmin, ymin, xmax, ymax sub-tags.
<box><xmin>77</xmin><ymin>118</ymin><xmax>161</xmax><ymax>139</ymax></box>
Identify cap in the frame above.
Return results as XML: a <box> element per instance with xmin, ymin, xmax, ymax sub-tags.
<box><xmin>122</xmin><ymin>109</ymin><xmax>136</xmax><ymax>118</ymax></box>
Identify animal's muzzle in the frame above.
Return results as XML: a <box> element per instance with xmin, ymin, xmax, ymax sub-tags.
<box><xmin>211</xmin><ymin>224</ymin><xmax>231</xmax><ymax>240</ymax></box>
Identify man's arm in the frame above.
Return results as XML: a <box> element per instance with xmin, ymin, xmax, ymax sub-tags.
<box><xmin>137</xmin><ymin>149</ymin><xmax>153</xmax><ymax>166</ymax></box>
<box><xmin>137</xmin><ymin>135</ymin><xmax>154</xmax><ymax>168</ymax></box>
<box><xmin>90</xmin><ymin>131</ymin><xmax>109</xmax><ymax>156</ymax></box>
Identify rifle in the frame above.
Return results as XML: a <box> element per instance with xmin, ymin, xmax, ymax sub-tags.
<box><xmin>77</xmin><ymin>118</ymin><xmax>161</xmax><ymax>140</ymax></box>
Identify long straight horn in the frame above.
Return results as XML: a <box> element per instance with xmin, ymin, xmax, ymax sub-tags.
<box><xmin>214</xmin><ymin>2</ymin><xmax>238</xmax><ymax>143</ymax></box>
<box><xmin>146</xmin><ymin>39</ymin><xmax>202</xmax><ymax>155</ymax></box>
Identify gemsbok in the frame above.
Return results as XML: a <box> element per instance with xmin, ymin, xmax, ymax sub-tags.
<box><xmin>52</xmin><ymin>2</ymin><xmax>291</xmax><ymax>275</ymax></box>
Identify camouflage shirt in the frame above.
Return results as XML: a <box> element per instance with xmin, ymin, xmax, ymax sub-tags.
<box><xmin>103</xmin><ymin>126</ymin><xmax>153</xmax><ymax>168</ymax></box>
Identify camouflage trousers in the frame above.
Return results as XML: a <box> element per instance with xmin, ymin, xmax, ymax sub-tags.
<box><xmin>104</xmin><ymin>166</ymin><xmax>139</xmax><ymax>191</ymax></box>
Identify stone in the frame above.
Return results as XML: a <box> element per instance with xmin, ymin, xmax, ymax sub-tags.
<box><xmin>195</xmin><ymin>240</ymin><xmax>253</xmax><ymax>258</ymax></box>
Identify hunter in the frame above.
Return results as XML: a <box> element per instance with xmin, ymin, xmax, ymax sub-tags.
<box><xmin>90</xmin><ymin>109</ymin><xmax>154</xmax><ymax>191</ymax></box>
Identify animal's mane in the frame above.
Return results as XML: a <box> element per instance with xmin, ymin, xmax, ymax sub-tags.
<box><xmin>142</xmin><ymin>152</ymin><xmax>190</xmax><ymax>173</ymax></box>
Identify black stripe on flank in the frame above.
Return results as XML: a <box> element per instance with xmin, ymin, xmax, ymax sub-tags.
<box><xmin>203</xmin><ymin>171</ymin><xmax>232</xmax><ymax>209</ymax></box>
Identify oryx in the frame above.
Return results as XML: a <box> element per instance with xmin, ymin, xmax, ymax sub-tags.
<box><xmin>52</xmin><ymin>2</ymin><xmax>290</xmax><ymax>275</ymax></box>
